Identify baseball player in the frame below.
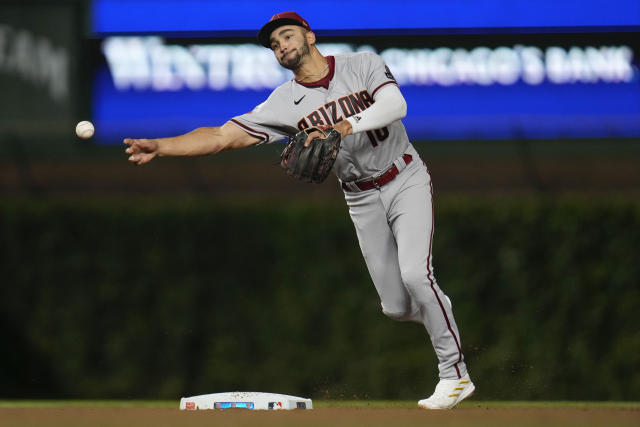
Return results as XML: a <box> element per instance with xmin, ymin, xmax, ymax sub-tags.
<box><xmin>124</xmin><ymin>12</ymin><xmax>475</xmax><ymax>409</ymax></box>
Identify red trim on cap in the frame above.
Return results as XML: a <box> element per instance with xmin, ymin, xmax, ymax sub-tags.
<box><xmin>269</xmin><ymin>11</ymin><xmax>310</xmax><ymax>31</ymax></box>
<box><xmin>258</xmin><ymin>11</ymin><xmax>311</xmax><ymax>48</ymax></box>
<box><xmin>295</xmin><ymin>56</ymin><xmax>335</xmax><ymax>90</ymax></box>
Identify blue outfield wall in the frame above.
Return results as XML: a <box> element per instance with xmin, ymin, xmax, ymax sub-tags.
<box><xmin>91</xmin><ymin>0</ymin><xmax>640</xmax><ymax>35</ymax></box>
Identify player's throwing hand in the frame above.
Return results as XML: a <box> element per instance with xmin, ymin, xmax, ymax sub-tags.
<box><xmin>124</xmin><ymin>138</ymin><xmax>159</xmax><ymax>165</ymax></box>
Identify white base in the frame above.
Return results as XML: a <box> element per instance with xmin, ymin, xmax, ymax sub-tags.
<box><xmin>180</xmin><ymin>391</ymin><xmax>313</xmax><ymax>410</ymax></box>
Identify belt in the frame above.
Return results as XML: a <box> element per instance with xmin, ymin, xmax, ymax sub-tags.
<box><xmin>342</xmin><ymin>154</ymin><xmax>413</xmax><ymax>192</ymax></box>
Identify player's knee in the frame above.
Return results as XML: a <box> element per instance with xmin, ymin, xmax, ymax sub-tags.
<box><xmin>382</xmin><ymin>306</ymin><xmax>421</xmax><ymax>323</ymax></box>
<box><xmin>400</xmin><ymin>267</ymin><xmax>449</xmax><ymax>309</ymax></box>
<box><xmin>382</xmin><ymin>308</ymin><xmax>411</xmax><ymax>321</ymax></box>
<box><xmin>400</xmin><ymin>266</ymin><xmax>430</xmax><ymax>292</ymax></box>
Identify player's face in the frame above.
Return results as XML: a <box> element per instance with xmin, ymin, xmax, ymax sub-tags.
<box><xmin>269</xmin><ymin>26</ymin><xmax>310</xmax><ymax>70</ymax></box>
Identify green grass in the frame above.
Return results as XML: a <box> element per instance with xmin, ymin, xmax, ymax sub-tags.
<box><xmin>459</xmin><ymin>401</ymin><xmax>640</xmax><ymax>409</ymax></box>
<box><xmin>0</xmin><ymin>400</ymin><xmax>638</xmax><ymax>409</ymax></box>
<box><xmin>315</xmin><ymin>401</ymin><xmax>640</xmax><ymax>409</ymax></box>
<box><xmin>0</xmin><ymin>401</ymin><xmax>177</xmax><ymax>408</ymax></box>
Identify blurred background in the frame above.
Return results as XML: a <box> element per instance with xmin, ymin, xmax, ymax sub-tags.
<box><xmin>1</xmin><ymin>0</ymin><xmax>639</xmax><ymax>401</ymax></box>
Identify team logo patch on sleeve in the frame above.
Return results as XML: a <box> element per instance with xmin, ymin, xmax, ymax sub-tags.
<box><xmin>385</xmin><ymin>65</ymin><xmax>396</xmax><ymax>82</ymax></box>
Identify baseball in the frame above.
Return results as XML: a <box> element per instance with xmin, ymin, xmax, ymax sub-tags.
<box><xmin>75</xmin><ymin>121</ymin><xmax>95</xmax><ymax>139</ymax></box>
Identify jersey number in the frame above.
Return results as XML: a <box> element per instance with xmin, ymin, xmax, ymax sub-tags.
<box><xmin>365</xmin><ymin>127</ymin><xmax>389</xmax><ymax>147</ymax></box>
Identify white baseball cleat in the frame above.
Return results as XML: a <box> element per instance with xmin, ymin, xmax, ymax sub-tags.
<box><xmin>417</xmin><ymin>373</ymin><xmax>475</xmax><ymax>410</ymax></box>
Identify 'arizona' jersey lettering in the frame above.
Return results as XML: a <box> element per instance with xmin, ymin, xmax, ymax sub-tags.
<box><xmin>297</xmin><ymin>90</ymin><xmax>374</xmax><ymax>130</ymax></box>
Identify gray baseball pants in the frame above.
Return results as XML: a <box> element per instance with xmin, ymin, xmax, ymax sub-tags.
<box><xmin>343</xmin><ymin>146</ymin><xmax>467</xmax><ymax>380</ymax></box>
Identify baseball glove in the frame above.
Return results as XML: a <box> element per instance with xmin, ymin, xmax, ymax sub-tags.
<box><xmin>280</xmin><ymin>126</ymin><xmax>342</xmax><ymax>183</ymax></box>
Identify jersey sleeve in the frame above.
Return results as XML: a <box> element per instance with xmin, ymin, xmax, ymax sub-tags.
<box><xmin>360</xmin><ymin>51</ymin><xmax>399</xmax><ymax>99</ymax></box>
<box><xmin>229</xmin><ymin>91</ymin><xmax>294</xmax><ymax>145</ymax></box>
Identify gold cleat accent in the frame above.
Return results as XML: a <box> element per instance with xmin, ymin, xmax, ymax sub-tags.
<box><xmin>418</xmin><ymin>373</ymin><xmax>476</xmax><ymax>410</ymax></box>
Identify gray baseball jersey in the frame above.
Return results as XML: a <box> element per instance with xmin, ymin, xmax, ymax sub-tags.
<box><xmin>230</xmin><ymin>51</ymin><xmax>467</xmax><ymax>381</ymax></box>
<box><xmin>230</xmin><ymin>52</ymin><xmax>410</xmax><ymax>182</ymax></box>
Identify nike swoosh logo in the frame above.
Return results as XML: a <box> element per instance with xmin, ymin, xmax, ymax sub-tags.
<box><xmin>294</xmin><ymin>95</ymin><xmax>306</xmax><ymax>105</ymax></box>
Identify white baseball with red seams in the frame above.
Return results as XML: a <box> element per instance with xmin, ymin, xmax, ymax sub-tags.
<box><xmin>232</xmin><ymin>50</ymin><xmax>468</xmax><ymax>383</ymax></box>
<box><xmin>75</xmin><ymin>120</ymin><xmax>94</xmax><ymax>139</ymax></box>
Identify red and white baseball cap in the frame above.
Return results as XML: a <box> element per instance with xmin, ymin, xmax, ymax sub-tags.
<box><xmin>257</xmin><ymin>11</ymin><xmax>311</xmax><ymax>48</ymax></box>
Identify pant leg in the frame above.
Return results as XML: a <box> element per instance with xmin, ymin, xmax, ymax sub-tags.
<box><xmin>383</xmin><ymin>161</ymin><xmax>467</xmax><ymax>379</ymax></box>
<box><xmin>344</xmin><ymin>188</ymin><xmax>420</xmax><ymax>322</ymax></box>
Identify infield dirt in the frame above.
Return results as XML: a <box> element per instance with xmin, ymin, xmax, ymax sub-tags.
<box><xmin>1</xmin><ymin>405</ymin><xmax>639</xmax><ymax>427</ymax></box>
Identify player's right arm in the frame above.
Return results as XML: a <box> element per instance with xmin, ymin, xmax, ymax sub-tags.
<box><xmin>124</xmin><ymin>121</ymin><xmax>260</xmax><ymax>165</ymax></box>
